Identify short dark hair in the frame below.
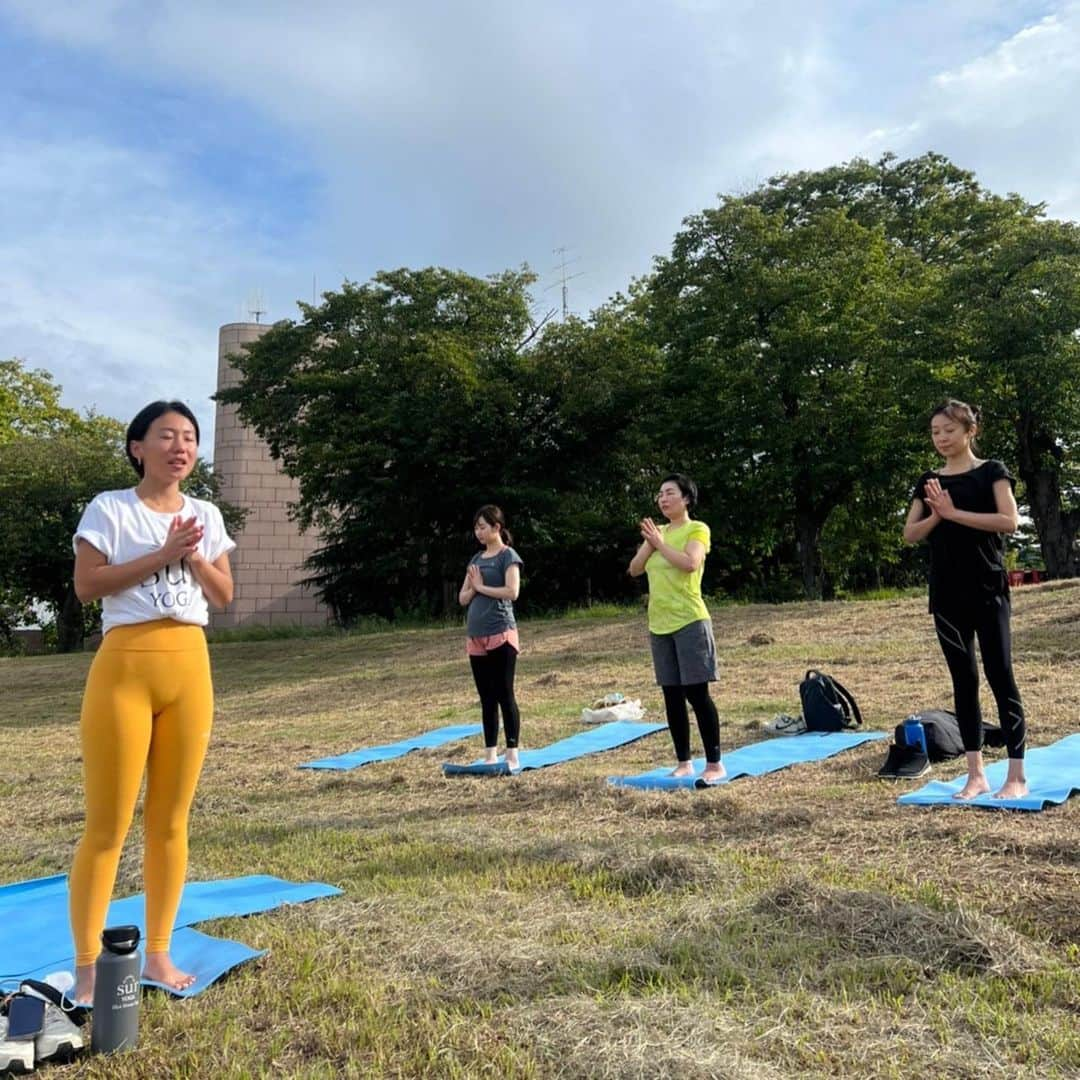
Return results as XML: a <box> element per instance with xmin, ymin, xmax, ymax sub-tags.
<box><xmin>660</xmin><ymin>473</ymin><xmax>698</xmax><ymax>512</ymax></box>
<box><xmin>126</xmin><ymin>400</ymin><xmax>201</xmax><ymax>476</ymax></box>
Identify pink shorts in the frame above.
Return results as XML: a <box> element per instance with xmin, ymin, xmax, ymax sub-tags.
<box><xmin>466</xmin><ymin>628</ymin><xmax>521</xmax><ymax>657</ymax></box>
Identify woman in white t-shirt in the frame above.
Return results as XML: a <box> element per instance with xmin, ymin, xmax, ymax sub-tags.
<box><xmin>69</xmin><ymin>401</ymin><xmax>235</xmax><ymax>1003</ymax></box>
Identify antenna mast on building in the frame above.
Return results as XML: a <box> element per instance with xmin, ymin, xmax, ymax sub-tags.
<box><xmin>549</xmin><ymin>246</ymin><xmax>585</xmax><ymax>321</ymax></box>
<box><xmin>247</xmin><ymin>289</ymin><xmax>267</xmax><ymax>324</ymax></box>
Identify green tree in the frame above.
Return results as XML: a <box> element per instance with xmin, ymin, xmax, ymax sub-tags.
<box><xmin>217</xmin><ymin>268</ymin><xmax>661</xmax><ymax>619</ymax></box>
<box><xmin>504</xmin><ymin>305</ymin><xmax>661</xmax><ymax>608</ymax></box>
<box><xmin>746</xmin><ymin>151</ymin><xmax>1039</xmax><ymax>265</ymax></box>
<box><xmin>0</xmin><ymin>585</ymin><xmax>36</xmax><ymax>654</ymax></box>
<box><xmin>946</xmin><ymin>216</ymin><xmax>1080</xmax><ymax>577</ymax></box>
<box><xmin>644</xmin><ymin>199</ymin><xmax>911</xmax><ymax>599</ymax></box>
<box><xmin>745</xmin><ymin>152</ymin><xmax>1079</xmax><ymax>580</ymax></box>
<box><xmin>217</xmin><ymin>268</ymin><xmax>538</xmax><ymax>619</ymax></box>
<box><xmin>0</xmin><ymin>421</ymin><xmax>131</xmax><ymax>651</ymax></box>
<box><xmin>0</xmin><ymin>358</ymin><xmax>84</xmax><ymax>443</ymax></box>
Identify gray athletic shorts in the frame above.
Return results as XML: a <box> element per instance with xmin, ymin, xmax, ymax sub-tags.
<box><xmin>649</xmin><ymin>618</ymin><xmax>719</xmax><ymax>686</ymax></box>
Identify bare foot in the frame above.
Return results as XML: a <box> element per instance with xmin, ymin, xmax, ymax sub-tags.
<box><xmin>73</xmin><ymin>963</ymin><xmax>95</xmax><ymax>1005</ymax></box>
<box><xmin>700</xmin><ymin>763</ymin><xmax>727</xmax><ymax>784</ymax></box>
<box><xmin>671</xmin><ymin>762</ymin><xmax>695</xmax><ymax>778</ymax></box>
<box><xmin>143</xmin><ymin>953</ymin><xmax>196</xmax><ymax>993</ymax></box>
<box><xmin>953</xmin><ymin>751</ymin><xmax>991</xmax><ymax>800</ymax></box>
<box><xmin>994</xmin><ymin>759</ymin><xmax>1028</xmax><ymax>800</ymax></box>
<box><xmin>483</xmin><ymin>748</ymin><xmax>499</xmax><ymax>765</ymax></box>
<box><xmin>953</xmin><ymin>777</ymin><xmax>991</xmax><ymax>800</ymax></box>
<box><xmin>505</xmin><ymin>749</ymin><xmax>520</xmax><ymax>771</ymax></box>
<box><xmin>993</xmin><ymin>779</ymin><xmax>1029</xmax><ymax>800</ymax></box>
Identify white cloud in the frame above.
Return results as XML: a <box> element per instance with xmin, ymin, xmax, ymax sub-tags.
<box><xmin>1</xmin><ymin>0</ymin><xmax>1078</xmax><ymax>450</ymax></box>
<box><xmin>3</xmin><ymin>0</ymin><xmax>869</xmax><ymax>312</ymax></box>
<box><xmin>0</xmin><ymin>131</ymin><xmax>296</xmax><ymax>441</ymax></box>
<box><xmin>933</xmin><ymin>7</ymin><xmax>1079</xmax><ymax>105</ymax></box>
<box><xmin>896</xmin><ymin>2</ymin><xmax>1080</xmax><ymax>220</ymax></box>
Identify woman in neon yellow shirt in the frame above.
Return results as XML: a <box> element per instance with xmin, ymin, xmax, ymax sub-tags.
<box><xmin>629</xmin><ymin>474</ymin><xmax>723</xmax><ymax>781</ymax></box>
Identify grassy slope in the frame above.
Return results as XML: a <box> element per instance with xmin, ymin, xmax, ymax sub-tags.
<box><xmin>2</xmin><ymin>583</ymin><xmax>1079</xmax><ymax>1079</ymax></box>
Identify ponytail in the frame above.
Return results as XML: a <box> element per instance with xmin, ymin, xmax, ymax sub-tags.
<box><xmin>473</xmin><ymin>504</ymin><xmax>512</xmax><ymax>546</ymax></box>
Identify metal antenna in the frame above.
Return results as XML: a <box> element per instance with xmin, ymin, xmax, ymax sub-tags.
<box><xmin>548</xmin><ymin>246</ymin><xmax>585</xmax><ymax>321</ymax></box>
<box><xmin>247</xmin><ymin>289</ymin><xmax>266</xmax><ymax>324</ymax></box>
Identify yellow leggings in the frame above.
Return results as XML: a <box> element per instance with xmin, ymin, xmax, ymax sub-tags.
<box><xmin>69</xmin><ymin>620</ymin><xmax>213</xmax><ymax>966</ymax></box>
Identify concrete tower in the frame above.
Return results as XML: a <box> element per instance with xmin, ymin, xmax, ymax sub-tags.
<box><xmin>210</xmin><ymin>322</ymin><xmax>329</xmax><ymax>629</ymax></box>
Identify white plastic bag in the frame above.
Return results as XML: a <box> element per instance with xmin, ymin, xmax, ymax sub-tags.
<box><xmin>581</xmin><ymin>699</ymin><xmax>645</xmax><ymax>724</ymax></box>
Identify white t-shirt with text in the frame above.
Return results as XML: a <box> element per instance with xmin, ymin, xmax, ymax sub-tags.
<box><xmin>73</xmin><ymin>489</ymin><xmax>236</xmax><ymax>635</ymax></box>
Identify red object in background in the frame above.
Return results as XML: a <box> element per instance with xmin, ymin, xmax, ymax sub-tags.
<box><xmin>1008</xmin><ymin>569</ymin><xmax>1045</xmax><ymax>587</ymax></box>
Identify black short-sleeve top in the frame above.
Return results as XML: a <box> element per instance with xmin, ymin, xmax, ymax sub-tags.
<box><xmin>912</xmin><ymin>460</ymin><xmax>1015</xmax><ymax>612</ymax></box>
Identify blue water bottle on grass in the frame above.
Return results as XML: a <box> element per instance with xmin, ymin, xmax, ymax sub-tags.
<box><xmin>903</xmin><ymin>715</ymin><xmax>928</xmax><ymax>755</ymax></box>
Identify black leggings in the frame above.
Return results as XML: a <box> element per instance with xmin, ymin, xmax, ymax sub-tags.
<box><xmin>933</xmin><ymin>596</ymin><xmax>1025</xmax><ymax>758</ymax></box>
<box><xmin>662</xmin><ymin>683</ymin><xmax>721</xmax><ymax>763</ymax></box>
<box><xmin>469</xmin><ymin>644</ymin><xmax>521</xmax><ymax>749</ymax></box>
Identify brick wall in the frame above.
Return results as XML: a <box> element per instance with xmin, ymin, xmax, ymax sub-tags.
<box><xmin>209</xmin><ymin>323</ymin><xmax>330</xmax><ymax>629</ymax></box>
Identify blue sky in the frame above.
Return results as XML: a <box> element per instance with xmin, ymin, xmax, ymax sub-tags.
<box><xmin>1</xmin><ymin>0</ymin><xmax>1077</xmax><ymax>448</ymax></box>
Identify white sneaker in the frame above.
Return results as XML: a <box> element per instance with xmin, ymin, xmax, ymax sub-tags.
<box><xmin>764</xmin><ymin>713</ymin><xmax>807</xmax><ymax>735</ymax></box>
<box><xmin>0</xmin><ymin>1012</ymin><xmax>36</xmax><ymax>1075</ymax></box>
<box><xmin>17</xmin><ymin>978</ymin><xmax>87</xmax><ymax>1066</ymax></box>
<box><xmin>35</xmin><ymin>1003</ymin><xmax>84</xmax><ymax>1064</ymax></box>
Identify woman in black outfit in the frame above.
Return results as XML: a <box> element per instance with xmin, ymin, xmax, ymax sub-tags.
<box><xmin>903</xmin><ymin>399</ymin><xmax>1027</xmax><ymax>800</ymax></box>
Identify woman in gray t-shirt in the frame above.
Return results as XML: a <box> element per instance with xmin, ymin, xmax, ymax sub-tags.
<box><xmin>458</xmin><ymin>505</ymin><xmax>524</xmax><ymax>770</ymax></box>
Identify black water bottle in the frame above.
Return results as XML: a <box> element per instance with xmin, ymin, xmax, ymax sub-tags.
<box><xmin>91</xmin><ymin>925</ymin><xmax>141</xmax><ymax>1054</ymax></box>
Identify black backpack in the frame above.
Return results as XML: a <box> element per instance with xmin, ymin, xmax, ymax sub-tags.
<box><xmin>799</xmin><ymin>670</ymin><xmax>862</xmax><ymax>732</ymax></box>
<box><xmin>892</xmin><ymin>710</ymin><xmax>1006</xmax><ymax>762</ymax></box>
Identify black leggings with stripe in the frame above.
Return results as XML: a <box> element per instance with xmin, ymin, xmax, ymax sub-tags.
<box><xmin>933</xmin><ymin>596</ymin><xmax>1025</xmax><ymax>759</ymax></box>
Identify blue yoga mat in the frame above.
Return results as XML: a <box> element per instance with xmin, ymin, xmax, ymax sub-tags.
<box><xmin>897</xmin><ymin>732</ymin><xmax>1080</xmax><ymax>811</ymax></box>
<box><xmin>0</xmin><ymin>874</ymin><xmax>341</xmax><ymax>996</ymax></box>
<box><xmin>299</xmin><ymin>723</ymin><xmax>483</xmax><ymax>770</ymax></box>
<box><xmin>442</xmin><ymin>720</ymin><xmax>667</xmax><ymax>776</ymax></box>
<box><xmin>14</xmin><ymin>928</ymin><xmax>263</xmax><ymax>999</ymax></box>
<box><xmin>608</xmin><ymin>730</ymin><xmax>887</xmax><ymax>790</ymax></box>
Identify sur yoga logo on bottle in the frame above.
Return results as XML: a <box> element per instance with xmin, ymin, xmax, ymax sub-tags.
<box><xmin>91</xmin><ymin>925</ymin><xmax>141</xmax><ymax>1054</ymax></box>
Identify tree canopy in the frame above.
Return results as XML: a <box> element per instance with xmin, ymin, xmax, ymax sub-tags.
<box><xmin>216</xmin><ymin>154</ymin><xmax>1080</xmax><ymax>621</ymax></box>
<box><xmin>5</xmin><ymin>153</ymin><xmax>1077</xmax><ymax>636</ymax></box>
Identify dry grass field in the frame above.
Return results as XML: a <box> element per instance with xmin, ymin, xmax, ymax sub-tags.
<box><xmin>3</xmin><ymin>582</ymin><xmax>1079</xmax><ymax>1078</ymax></box>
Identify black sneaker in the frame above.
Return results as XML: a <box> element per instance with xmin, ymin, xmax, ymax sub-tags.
<box><xmin>877</xmin><ymin>743</ymin><xmax>931</xmax><ymax>780</ymax></box>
